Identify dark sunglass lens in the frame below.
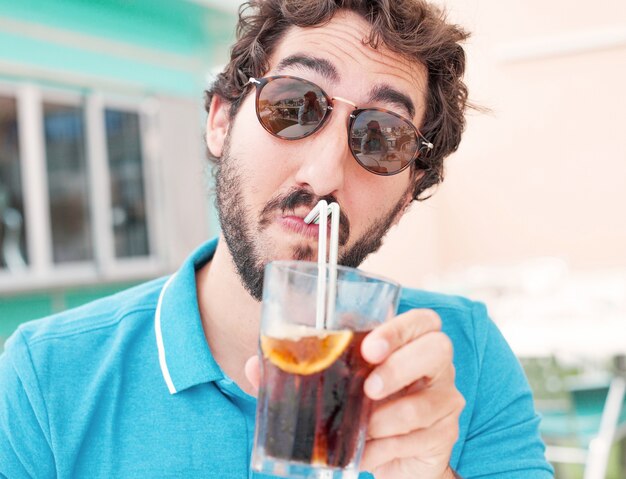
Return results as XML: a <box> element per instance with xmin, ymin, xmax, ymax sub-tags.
<box><xmin>257</xmin><ymin>78</ymin><xmax>328</xmax><ymax>139</ymax></box>
<box><xmin>350</xmin><ymin>110</ymin><xmax>419</xmax><ymax>175</ymax></box>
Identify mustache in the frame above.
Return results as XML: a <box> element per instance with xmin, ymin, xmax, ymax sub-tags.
<box><xmin>259</xmin><ymin>188</ymin><xmax>350</xmax><ymax>245</ymax></box>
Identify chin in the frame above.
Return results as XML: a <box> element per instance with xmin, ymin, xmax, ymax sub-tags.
<box><xmin>270</xmin><ymin>243</ymin><xmax>316</xmax><ymax>263</ymax></box>
<box><xmin>262</xmin><ymin>228</ymin><xmax>314</xmax><ymax>262</ymax></box>
<box><xmin>291</xmin><ymin>243</ymin><xmax>316</xmax><ymax>262</ymax></box>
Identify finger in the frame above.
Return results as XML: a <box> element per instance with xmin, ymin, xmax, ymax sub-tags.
<box><xmin>364</xmin><ymin>331</ymin><xmax>453</xmax><ymax>400</ymax></box>
<box><xmin>360</xmin><ymin>408</ymin><xmax>461</xmax><ymax>474</ymax></box>
<box><xmin>361</xmin><ymin>309</ymin><xmax>441</xmax><ymax>364</ymax></box>
<box><xmin>244</xmin><ymin>355</ymin><xmax>260</xmax><ymax>393</ymax></box>
<box><xmin>367</xmin><ymin>380</ymin><xmax>465</xmax><ymax>439</ymax></box>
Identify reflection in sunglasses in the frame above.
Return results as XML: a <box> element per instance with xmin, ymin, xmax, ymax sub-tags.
<box><xmin>248</xmin><ymin>75</ymin><xmax>433</xmax><ymax>176</ymax></box>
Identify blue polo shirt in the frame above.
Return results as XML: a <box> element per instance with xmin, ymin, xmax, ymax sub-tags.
<box><xmin>0</xmin><ymin>239</ymin><xmax>553</xmax><ymax>478</ymax></box>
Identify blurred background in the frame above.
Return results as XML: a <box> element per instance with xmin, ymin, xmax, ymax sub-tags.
<box><xmin>0</xmin><ymin>0</ymin><xmax>624</xmax><ymax>477</ymax></box>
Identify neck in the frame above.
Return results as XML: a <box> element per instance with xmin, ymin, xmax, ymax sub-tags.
<box><xmin>196</xmin><ymin>235</ymin><xmax>261</xmax><ymax>396</ymax></box>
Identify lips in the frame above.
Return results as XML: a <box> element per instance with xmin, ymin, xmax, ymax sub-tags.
<box><xmin>279</xmin><ymin>215</ymin><xmax>324</xmax><ymax>239</ymax></box>
<box><xmin>262</xmin><ymin>203</ymin><xmax>348</xmax><ymax>245</ymax></box>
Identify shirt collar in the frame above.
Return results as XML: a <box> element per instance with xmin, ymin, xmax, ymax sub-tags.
<box><xmin>155</xmin><ymin>238</ymin><xmax>223</xmax><ymax>394</ymax></box>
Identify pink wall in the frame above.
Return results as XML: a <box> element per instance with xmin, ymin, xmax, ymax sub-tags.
<box><xmin>364</xmin><ymin>0</ymin><xmax>626</xmax><ymax>287</ymax></box>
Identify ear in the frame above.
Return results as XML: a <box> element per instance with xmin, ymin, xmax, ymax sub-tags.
<box><xmin>205</xmin><ymin>94</ymin><xmax>231</xmax><ymax>158</ymax></box>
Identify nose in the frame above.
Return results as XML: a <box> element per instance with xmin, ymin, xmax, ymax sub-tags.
<box><xmin>293</xmin><ymin>105</ymin><xmax>353</xmax><ymax>197</ymax></box>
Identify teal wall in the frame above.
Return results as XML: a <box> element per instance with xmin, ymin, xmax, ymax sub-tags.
<box><xmin>0</xmin><ymin>0</ymin><xmax>236</xmax><ymax>96</ymax></box>
<box><xmin>0</xmin><ymin>0</ymin><xmax>223</xmax><ymax>54</ymax></box>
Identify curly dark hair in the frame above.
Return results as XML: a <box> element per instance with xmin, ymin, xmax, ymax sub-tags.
<box><xmin>205</xmin><ymin>0</ymin><xmax>470</xmax><ymax>201</ymax></box>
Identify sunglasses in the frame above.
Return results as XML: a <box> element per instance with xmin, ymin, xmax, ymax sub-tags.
<box><xmin>247</xmin><ymin>75</ymin><xmax>433</xmax><ymax>176</ymax></box>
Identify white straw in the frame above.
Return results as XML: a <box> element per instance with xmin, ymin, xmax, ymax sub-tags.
<box><xmin>304</xmin><ymin>200</ymin><xmax>328</xmax><ymax>329</ymax></box>
<box><xmin>304</xmin><ymin>200</ymin><xmax>341</xmax><ymax>330</ymax></box>
<box><xmin>325</xmin><ymin>203</ymin><xmax>340</xmax><ymax>328</ymax></box>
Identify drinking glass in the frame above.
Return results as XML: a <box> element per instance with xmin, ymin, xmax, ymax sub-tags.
<box><xmin>252</xmin><ymin>260</ymin><xmax>401</xmax><ymax>479</ymax></box>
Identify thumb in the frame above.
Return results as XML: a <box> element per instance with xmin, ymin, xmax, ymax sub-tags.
<box><xmin>244</xmin><ymin>355</ymin><xmax>261</xmax><ymax>393</ymax></box>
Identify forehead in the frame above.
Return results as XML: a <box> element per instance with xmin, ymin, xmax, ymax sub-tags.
<box><xmin>266</xmin><ymin>10</ymin><xmax>428</xmax><ymax>122</ymax></box>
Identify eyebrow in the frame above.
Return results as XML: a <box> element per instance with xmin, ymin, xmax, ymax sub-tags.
<box><xmin>275</xmin><ymin>54</ymin><xmax>340</xmax><ymax>83</ymax></box>
<box><xmin>369</xmin><ymin>84</ymin><xmax>416</xmax><ymax>119</ymax></box>
<box><xmin>275</xmin><ymin>54</ymin><xmax>416</xmax><ymax>119</ymax></box>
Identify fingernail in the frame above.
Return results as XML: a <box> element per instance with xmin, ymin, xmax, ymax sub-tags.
<box><xmin>366</xmin><ymin>339</ymin><xmax>389</xmax><ymax>363</ymax></box>
<box><xmin>365</xmin><ymin>373</ymin><xmax>384</xmax><ymax>398</ymax></box>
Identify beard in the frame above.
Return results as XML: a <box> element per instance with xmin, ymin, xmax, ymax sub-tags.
<box><xmin>214</xmin><ymin>133</ymin><xmax>409</xmax><ymax>301</ymax></box>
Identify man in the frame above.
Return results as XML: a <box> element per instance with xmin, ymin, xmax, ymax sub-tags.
<box><xmin>360</xmin><ymin>120</ymin><xmax>388</xmax><ymax>154</ymax></box>
<box><xmin>0</xmin><ymin>1</ymin><xmax>553</xmax><ymax>478</ymax></box>
<box><xmin>298</xmin><ymin>90</ymin><xmax>323</xmax><ymax>125</ymax></box>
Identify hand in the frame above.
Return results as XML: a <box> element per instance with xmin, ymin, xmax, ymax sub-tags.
<box><xmin>244</xmin><ymin>309</ymin><xmax>465</xmax><ymax>479</ymax></box>
<box><xmin>358</xmin><ymin>309</ymin><xmax>465</xmax><ymax>479</ymax></box>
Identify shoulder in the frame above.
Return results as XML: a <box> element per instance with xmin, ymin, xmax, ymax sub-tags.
<box><xmin>0</xmin><ymin>276</ymin><xmax>170</xmax><ymax>415</ymax></box>
<box><xmin>398</xmin><ymin>288</ymin><xmax>509</xmax><ymax>388</ymax></box>
<box><xmin>399</xmin><ymin>287</ymin><xmax>482</xmax><ymax>313</ymax></box>
<box><xmin>3</xmin><ymin>276</ymin><xmax>168</xmax><ymax>362</ymax></box>
<box><xmin>0</xmin><ymin>276</ymin><xmax>171</xmax><ymax>475</ymax></box>
<box><xmin>398</xmin><ymin>288</ymin><xmax>492</xmax><ymax>346</ymax></box>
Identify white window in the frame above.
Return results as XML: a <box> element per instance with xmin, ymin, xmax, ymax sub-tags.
<box><xmin>0</xmin><ymin>83</ymin><xmax>163</xmax><ymax>292</ymax></box>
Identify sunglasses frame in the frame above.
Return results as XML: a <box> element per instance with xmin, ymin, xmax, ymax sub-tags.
<box><xmin>247</xmin><ymin>75</ymin><xmax>433</xmax><ymax>177</ymax></box>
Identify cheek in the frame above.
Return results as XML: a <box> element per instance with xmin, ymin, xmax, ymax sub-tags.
<box><xmin>346</xmin><ymin>174</ymin><xmax>411</xmax><ymax>232</ymax></box>
<box><xmin>227</xmin><ymin>119</ymin><xmax>299</xmax><ymax>206</ymax></box>
<box><xmin>230</xmin><ymin>103</ymin><xmax>298</xmax><ymax>173</ymax></box>
<box><xmin>355</xmin><ymin>169</ymin><xmax>411</xmax><ymax>202</ymax></box>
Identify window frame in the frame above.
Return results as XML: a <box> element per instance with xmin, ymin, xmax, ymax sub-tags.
<box><xmin>0</xmin><ymin>81</ymin><xmax>165</xmax><ymax>293</ymax></box>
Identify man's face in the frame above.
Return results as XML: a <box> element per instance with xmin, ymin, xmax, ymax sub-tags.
<box><xmin>211</xmin><ymin>11</ymin><xmax>428</xmax><ymax>300</ymax></box>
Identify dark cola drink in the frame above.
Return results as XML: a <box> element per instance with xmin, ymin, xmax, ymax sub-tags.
<box><xmin>257</xmin><ymin>328</ymin><xmax>374</xmax><ymax>469</ymax></box>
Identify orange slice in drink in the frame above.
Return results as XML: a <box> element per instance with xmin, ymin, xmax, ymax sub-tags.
<box><xmin>261</xmin><ymin>328</ymin><xmax>354</xmax><ymax>375</ymax></box>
